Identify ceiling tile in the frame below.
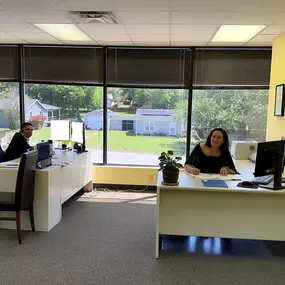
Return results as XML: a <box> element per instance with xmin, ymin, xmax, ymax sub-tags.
<box><xmin>171</xmin><ymin>12</ymin><xmax>279</xmax><ymax>25</ymax></box>
<box><xmin>222</xmin><ymin>12</ymin><xmax>280</xmax><ymax>25</ymax></box>
<box><xmin>134</xmin><ymin>41</ymin><xmax>169</xmax><ymax>46</ymax></box>
<box><xmin>171</xmin><ymin>34</ymin><xmax>212</xmax><ymax>42</ymax></box>
<box><xmin>171</xmin><ymin>41</ymin><xmax>208</xmax><ymax>46</ymax></box>
<box><xmin>249</xmin><ymin>34</ymin><xmax>277</xmax><ymax>43</ymax></box>
<box><xmin>125</xmin><ymin>25</ymin><xmax>169</xmax><ymax>34</ymax></box>
<box><xmin>25</xmin><ymin>39</ymin><xmax>63</xmax><ymax>44</ymax></box>
<box><xmin>207</xmin><ymin>42</ymin><xmax>244</xmax><ymax>47</ymax></box>
<box><xmin>0</xmin><ymin>30</ymin><xmax>20</xmax><ymax>40</ymax></box>
<box><xmin>63</xmin><ymin>40</ymin><xmax>98</xmax><ymax>45</ymax></box>
<box><xmin>0</xmin><ymin>10</ymin><xmax>25</xmax><ymax>22</ymax></box>
<box><xmin>0</xmin><ymin>23</ymin><xmax>49</xmax><ymax>34</ymax></box>
<box><xmin>0</xmin><ymin>0</ymin><xmax>55</xmax><ymax>11</ymax></box>
<box><xmin>49</xmin><ymin>0</ymin><xmax>114</xmax><ymax>11</ymax></box>
<box><xmin>19</xmin><ymin>10</ymin><xmax>73</xmax><ymax>23</ymax></box>
<box><xmin>0</xmin><ymin>39</ymin><xmax>28</xmax><ymax>43</ymax></box>
<box><xmin>261</xmin><ymin>25</ymin><xmax>285</xmax><ymax>34</ymax></box>
<box><xmin>245</xmin><ymin>42</ymin><xmax>272</xmax><ymax>47</ymax></box>
<box><xmin>78</xmin><ymin>24</ymin><xmax>126</xmax><ymax>35</ymax></box>
<box><xmin>19</xmin><ymin>32</ymin><xmax>59</xmax><ymax>41</ymax></box>
<box><xmin>171</xmin><ymin>25</ymin><xmax>218</xmax><ymax>35</ymax></box>
<box><xmin>170</xmin><ymin>1</ymin><xmax>231</xmax><ymax>12</ymax></box>
<box><xmin>229</xmin><ymin>0</ymin><xmax>285</xmax><ymax>12</ymax></box>
<box><xmin>171</xmin><ymin>12</ymin><xmax>226</xmax><ymax>24</ymax></box>
<box><xmin>130</xmin><ymin>34</ymin><xmax>169</xmax><ymax>42</ymax></box>
<box><xmin>115</xmin><ymin>11</ymin><xmax>170</xmax><ymax>24</ymax></box>
<box><xmin>91</xmin><ymin>33</ymin><xmax>131</xmax><ymax>41</ymax></box>
<box><xmin>111</xmin><ymin>0</ymin><xmax>170</xmax><ymax>11</ymax></box>
<box><xmin>97</xmin><ymin>40</ymin><xmax>133</xmax><ymax>45</ymax></box>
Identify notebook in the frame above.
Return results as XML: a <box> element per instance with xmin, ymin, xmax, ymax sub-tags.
<box><xmin>202</xmin><ymin>179</ymin><xmax>228</xmax><ymax>188</ymax></box>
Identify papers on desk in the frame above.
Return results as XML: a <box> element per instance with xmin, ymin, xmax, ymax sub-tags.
<box><xmin>185</xmin><ymin>171</ymin><xmax>241</xmax><ymax>181</ymax></box>
<box><xmin>51</xmin><ymin>159</ymin><xmax>70</xmax><ymax>167</ymax></box>
<box><xmin>0</xmin><ymin>162</ymin><xmax>19</xmax><ymax>168</ymax></box>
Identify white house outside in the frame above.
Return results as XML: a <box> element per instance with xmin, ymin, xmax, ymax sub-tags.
<box><xmin>84</xmin><ymin>108</ymin><xmax>183</xmax><ymax>137</ymax></box>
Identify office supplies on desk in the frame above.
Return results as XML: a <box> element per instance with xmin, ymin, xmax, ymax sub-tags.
<box><xmin>6</xmin><ymin>162</ymin><xmax>19</xmax><ymax>166</ymax></box>
<box><xmin>250</xmin><ymin>174</ymin><xmax>273</xmax><ymax>185</ymax></box>
<box><xmin>202</xmin><ymin>179</ymin><xmax>228</xmax><ymax>188</ymax></box>
<box><xmin>36</xmin><ymin>142</ymin><xmax>52</xmax><ymax>169</ymax></box>
<box><xmin>237</xmin><ymin>181</ymin><xmax>258</xmax><ymax>189</ymax></box>
<box><xmin>0</xmin><ymin>163</ymin><xmax>18</xmax><ymax>168</ymax></box>
<box><xmin>185</xmin><ymin>171</ymin><xmax>241</xmax><ymax>181</ymax></box>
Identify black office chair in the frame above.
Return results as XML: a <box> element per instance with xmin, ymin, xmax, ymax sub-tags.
<box><xmin>0</xmin><ymin>145</ymin><xmax>4</xmax><ymax>163</ymax></box>
<box><xmin>0</xmin><ymin>150</ymin><xmax>38</xmax><ymax>244</ymax></box>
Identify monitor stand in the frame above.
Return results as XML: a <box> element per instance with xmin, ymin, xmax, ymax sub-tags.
<box><xmin>259</xmin><ymin>151</ymin><xmax>285</xmax><ymax>191</ymax></box>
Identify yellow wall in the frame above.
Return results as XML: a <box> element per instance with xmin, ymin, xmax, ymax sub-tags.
<box><xmin>93</xmin><ymin>166</ymin><xmax>159</xmax><ymax>186</ymax></box>
<box><xmin>266</xmin><ymin>33</ymin><xmax>285</xmax><ymax>141</ymax></box>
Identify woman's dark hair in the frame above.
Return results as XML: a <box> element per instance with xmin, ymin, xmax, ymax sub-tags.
<box><xmin>20</xmin><ymin>122</ymin><xmax>33</xmax><ymax>132</ymax></box>
<box><xmin>205</xmin><ymin>128</ymin><xmax>229</xmax><ymax>152</ymax></box>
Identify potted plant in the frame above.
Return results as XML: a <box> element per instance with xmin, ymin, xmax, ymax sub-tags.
<box><xmin>158</xmin><ymin>150</ymin><xmax>183</xmax><ymax>184</ymax></box>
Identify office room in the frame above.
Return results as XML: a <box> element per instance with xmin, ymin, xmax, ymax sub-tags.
<box><xmin>1</xmin><ymin>0</ymin><xmax>285</xmax><ymax>284</ymax></box>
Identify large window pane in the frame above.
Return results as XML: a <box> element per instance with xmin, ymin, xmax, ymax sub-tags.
<box><xmin>0</xmin><ymin>82</ymin><xmax>20</xmax><ymax>150</ymax></box>
<box><xmin>24</xmin><ymin>83</ymin><xmax>103</xmax><ymax>163</ymax></box>
<box><xmin>106</xmin><ymin>87</ymin><xmax>188</xmax><ymax>165</ymax></box>
<box><xmin>191</xmin><ymin>89</ymin><xmax>269</xmax><ymax>152</ymax></box>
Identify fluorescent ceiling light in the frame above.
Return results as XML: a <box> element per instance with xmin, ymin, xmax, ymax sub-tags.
<box><xmin>212</xmin><ymin>25</ymin><xmax>266</xmax><ymax>42</ymax></box>
<box><xmin>34</xmin><ymin>24</ymin><xmax>92</xmax><ymax>41</ymax></box>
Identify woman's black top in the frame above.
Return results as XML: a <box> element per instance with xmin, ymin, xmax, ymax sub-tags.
<box><xmin>185</xmin><ymin>144</ymin><xmax>238</xmax><ymax>174</ymax></box>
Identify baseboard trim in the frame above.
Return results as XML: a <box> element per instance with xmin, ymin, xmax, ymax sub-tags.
<box><xmin>93</xmin><ymin>183</ymin><xmax>156</xmax><ymax>191</ymax></box>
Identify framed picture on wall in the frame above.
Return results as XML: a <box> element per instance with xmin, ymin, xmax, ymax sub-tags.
<box><xmin>274</xmin><ymin>84</ymin><xmax>285</xmax><ymax>116</ymax></box>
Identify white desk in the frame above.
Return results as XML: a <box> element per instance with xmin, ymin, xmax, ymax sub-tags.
<box><xmin>0</xmin><ymin>150</ymin><xmax>92</xmax><ymax>232</ymax></box>
<box><xmin>156</xmin><ymin>160</ymin><xmax>285</xmax><ymax>258</ymax></box>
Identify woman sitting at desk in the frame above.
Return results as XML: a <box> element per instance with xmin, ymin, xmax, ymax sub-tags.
<box><xmin>185</xmin><ymin>127</ymin><xmax>238</xmax><ymax>176</ymax></box>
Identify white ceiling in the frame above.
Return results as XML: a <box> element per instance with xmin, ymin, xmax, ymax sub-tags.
<box><xmin>0</xmin><ymin>0</ymin><xmax>284</xmax><ymax>46</ymax></box>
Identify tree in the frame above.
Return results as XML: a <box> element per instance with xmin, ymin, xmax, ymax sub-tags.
<box><xmin>191</xmin><ymin>90</ymin><xmax>268</xmax><ymax>140</ymax></box>
<box><xmin>26</xmin><ymin>84</ymin><xmax>103</xmax><ymax>118</ymax></box>
<box><xmin>2</xmin><ymin>83</ymin><xmax>20</xmax><ymax>129</ymax></box>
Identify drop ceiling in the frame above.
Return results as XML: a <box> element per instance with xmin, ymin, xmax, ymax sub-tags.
<box><xmin>0</xmin><ymin>0</ymin><xmax>284</xmax><ymax>46</ymax></box>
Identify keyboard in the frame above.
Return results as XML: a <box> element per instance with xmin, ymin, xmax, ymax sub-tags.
<box><xmin>250</xmin><ymin>174</ymin><xmax>274</xmax><ymax>185</ymax></box>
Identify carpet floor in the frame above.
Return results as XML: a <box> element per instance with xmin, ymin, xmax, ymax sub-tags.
<box><xmin>1</xmin><ymin>191</ymin><xmax>285</xmax><ymax>285</ymax></box>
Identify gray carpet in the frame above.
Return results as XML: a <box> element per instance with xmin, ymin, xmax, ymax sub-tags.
<box><xmin>1</xmin><ymin>192</ymin><xmax>285</xmax><ymax>285</ymax></box>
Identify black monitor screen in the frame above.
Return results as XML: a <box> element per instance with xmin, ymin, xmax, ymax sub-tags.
<box><xmin>37</xmin><ymin>141</ymin><xmax>51</xmax><ymax>162</ymax></box>
<box><xmin>254</xmin><ymin>140</ymin><xmax>285</xmax><ymax>177</ymax></box>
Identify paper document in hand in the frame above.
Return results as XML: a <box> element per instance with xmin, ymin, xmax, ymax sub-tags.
<box><xmin>184</xmin><ymin>171</ymin><xmax>241</xmax><ymax>181</ymax></box>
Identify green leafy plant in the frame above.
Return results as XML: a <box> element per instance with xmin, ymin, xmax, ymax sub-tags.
<box><xmin>158</xmin><ymin>150</ymin><xmax>183</xmax><ymax>171</ymax></box>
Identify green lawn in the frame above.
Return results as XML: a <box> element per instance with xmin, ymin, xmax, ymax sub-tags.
<box><xmin>6</xmin><ymin>127</ymin><xmax>188</xmax><ymax>156</ymax></box>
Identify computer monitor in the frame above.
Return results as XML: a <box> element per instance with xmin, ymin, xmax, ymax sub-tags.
<box><xmin>71</xmin><ymin>121</ymin><xmax>84</xmax><ymax>144</ymax></box>
<box><xmin>50</xmin><ymin>120</ymin><xmax>70</xmax><ymax>141</ymax></box>
<box><xmin>36</xmin><ymin>141</ymin><xmax>52</xmax><ymax>169</ymax></box>
<box><xmin>254</xmin><ymin>140</ymin><xmax>285</xmax><ymax>190</ymax></box>
<box><xmin>71</xmin><ymin>121</ymin><xmax>86</xmax><ymax>152</ymax></box>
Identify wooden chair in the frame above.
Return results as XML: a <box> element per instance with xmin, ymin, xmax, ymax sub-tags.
<box><xmin>0</xmin><ymin>150</ymin><xmax>38</xmax><ymax>244</ymax></box>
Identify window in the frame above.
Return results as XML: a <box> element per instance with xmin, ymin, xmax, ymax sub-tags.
<box><xmin>107</xmin><ymin>87</ymin><xmax>188</xmax><ymax>165</ymax></box>
<box><xmin>190</xmin><ymin>89</ymin><xmax>269</xmax><ymax>152</ymax></box>
<box><xmin>144</xmin><ymin>121</ymin><xmax>155</xmax><ymax>131</ymax></box>
<box><xmin>24</xmin><ymin>83</ymin><xmax>104</xmax><ymax>163</ymax></box>
<box><xmin>0</xmin><ymin>82</ymin><xmax>20</xmax><ymax>151</ymax></box>
<box><xmin>122</xmin><ymin>120</ymin><xmax>134</xmax><ymax>131</ymax></box>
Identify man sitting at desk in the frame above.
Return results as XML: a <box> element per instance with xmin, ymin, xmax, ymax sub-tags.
<box><xmin>4</xmin><ymin>122</ymin><xmax>33</xmax><ymax>162</ymax></box>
